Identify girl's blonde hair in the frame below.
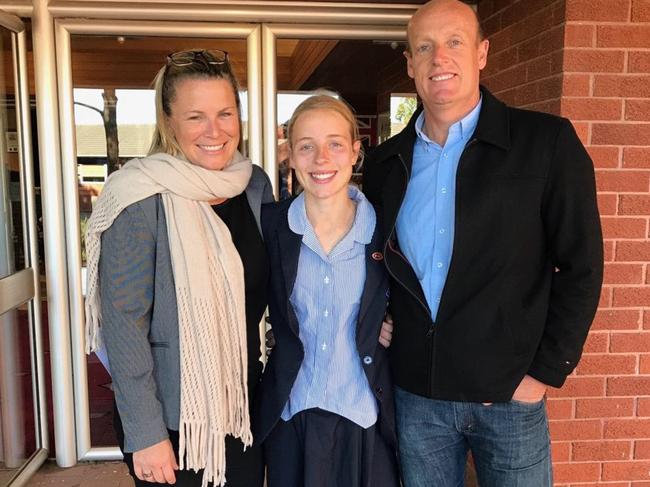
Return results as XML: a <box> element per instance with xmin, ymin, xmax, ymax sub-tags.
<box><xmin>286</xmin><ymin>92</ymin><xmax>364</xmax><ymax>166</ymax></box>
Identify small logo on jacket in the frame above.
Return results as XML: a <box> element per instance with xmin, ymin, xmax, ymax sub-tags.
<box><xmin>372</xmin><ymin>252</ymin><xmax>384</xmax><ymax>261</ymax></box>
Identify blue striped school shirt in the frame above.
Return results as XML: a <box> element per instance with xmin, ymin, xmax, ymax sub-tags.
<box><xmin>396</xmin><ymin>98</ymin><xmax>482</xmax><ymax>320</ymax></box>
<box><xmin>281</xmin><ymin>185</ymin><xmax>379</xmax><ymax>428</ymax></box>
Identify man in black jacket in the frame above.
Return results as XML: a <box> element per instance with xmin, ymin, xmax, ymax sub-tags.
<box><xmin>362</xmin><ymin>1</ymin><xmax>603</xmax><ymax>485</ymax></box>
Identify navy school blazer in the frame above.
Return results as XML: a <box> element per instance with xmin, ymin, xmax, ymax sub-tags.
<box><xmin>252</xmin><ymin>197</ymin><xmax>396</xmax><ymax>449</ymax></box>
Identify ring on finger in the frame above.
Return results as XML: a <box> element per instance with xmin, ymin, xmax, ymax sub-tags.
<box><xmin>143</xmin><ymin>471</ymin><xmax>153</xmax><ymax>479</ymax></box>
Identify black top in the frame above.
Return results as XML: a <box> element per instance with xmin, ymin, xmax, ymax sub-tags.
<box><xmin>213</xmin><ymin>192</ymin><xmax>269</xmax><ymax>393</ymax></box>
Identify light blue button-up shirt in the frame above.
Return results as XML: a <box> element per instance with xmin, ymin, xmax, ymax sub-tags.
<box><xmin>395</xmin><ymin>99</ymin><xmax>482</xmax><ymax>320</ymax></box>
<box><xmin>281</xmin><ymin>185</ymin><xmax>379</xmax><ymax>428</ymax></box>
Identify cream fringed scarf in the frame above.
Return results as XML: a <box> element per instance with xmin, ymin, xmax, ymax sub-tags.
<box><xmin>84</xmin><ymin>152</ymin><xmax>253</xmax><ymax>487</ymax></box>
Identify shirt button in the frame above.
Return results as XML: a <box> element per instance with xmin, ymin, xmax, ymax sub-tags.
<box><xmin>439</xmin><ymin>228</ymin><xmax>445</xmax><ymax>234</ymax></box>
<box><xmin>363</xmin><ymin>356</ymin><xmax>373</xmax><ymax>365</ymax></box>
<box><xmin>323</xmin><ymin>310</ymin><xmax>329</xmax><ymax>317</ymax></box>
<box><xmin>441</xmin><ymin>187</ymin><xmax>447</xmax><ymax>194</ymax></box>
<box><xmin>324</xmin><ymin>276</ymin><xmax>330</xmax><ymax>284</ymax></box>
<box><xmin>321</xmin><ymin>343</ymin><xmax>327</xmax><ymax>351</ymax></box>
<box><xmin>437</xmin><ymin>262</ymin><xmax>443</xmax><ymax>268</ymax></box>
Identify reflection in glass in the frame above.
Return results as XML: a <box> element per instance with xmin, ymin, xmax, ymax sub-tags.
<box><xmin>0</xmin><ymin>27</ymin><xmax>25</xmax><ymax>280</ymax></box>
<box><xmin>70</xmin><ymin>35</ymin><xmax>250</xmax><ymax>446</ymax></box>
<box><xmin>0</xmin><ymin>306</ymin><xmax>37</xmax><ymax>480</ymax></box>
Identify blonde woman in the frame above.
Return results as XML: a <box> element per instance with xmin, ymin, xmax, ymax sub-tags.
<box><xmin>85</xmin><ymin>50</ymin><xmax>272</xmax><ymax>487</ymax></box>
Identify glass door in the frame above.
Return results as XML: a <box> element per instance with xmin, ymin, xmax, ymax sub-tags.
<box><xmin>54</xmin><ymin>18</ymin><xmax>262</xmax><ymax>462</ymax></box>
<box><xmin>0</xmin><ymin>10</ymin><xmax>48</xmax><ymax>487</ymax></box>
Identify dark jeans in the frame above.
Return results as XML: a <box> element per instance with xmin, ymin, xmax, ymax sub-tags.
<box><xmin>395</xmin><ymin>386</ymin><xmax>552</xmax><ymax>487</ymax></box>
<box><xmin>114</xmin><ymin>403</ymin><xmax>263</xmax><ymax>487</ymax></box>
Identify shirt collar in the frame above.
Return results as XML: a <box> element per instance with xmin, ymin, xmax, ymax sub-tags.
<box><xmin>288</xmin><ymin>185</ymin><xmax>376</xmax><ymax>254</ymax></box>
<box><xmin>415</xmin><ymin>95</ymin><xmax>483</xmax><ymax>147</ymax></box>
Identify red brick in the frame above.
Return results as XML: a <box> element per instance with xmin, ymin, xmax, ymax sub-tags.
<box><xmin>607</xmin><ymin>376</ymin><xmax>650</xmax><ymax>396</ymax></box>
<box><xmin>592</xmin><ymin>309</ymin><xmax>642</xmax><ymax>330</ymax></box>
<box><xmin>648</xmin><ymin>267</ymin><xmax>650</xmax><ymax>284</ymax></box>
<box><xmin>611</xmin><ymin>332</ymin><xmax>650</xmax><ymax>352</ymax></box>
<box><xmin>629</xmin><ymin>51</ymin><xmax>650</xmax><ymax>73</ymax></box>
<box><xmin>584</xmin><ymin>332</ymin><xmax>610</xmax><ymax>353</ymax></box>
<box><xmin>592</xmin><ymin>123</ymin><xmax>650</xmax><ymax>146</ymax></box>
<box><xmin>567</xmin><ymin>483</ymin><xmax>629</xmax><ymax>487</ymax></box>
<box><xmin>598</xmin><ymin>25</ymin><xmax>650</xmax><ymax>48</ymax></box>
<box><xmin>565</xmin><ymin>23</ymin><xmax>595</xmax><ymax>47</ymax></box>
<box><xmin>626</xmin><ymin>100</ymin><xmax>650</xmax><ymax>122</ymax></box>
<box><xmin>594</xmin><ymin>75</ymin><xmax>650</xmax><ymax>97</ymax></box>
<box><xmin>535</xmin><ymin>74</ymin><xmax>563</xmax><ymax>101</ymax></box>
<box><xmin>483</xmin><ymin>48</ymin><xmax>518</xmax><ymax>77</ymax></box>
<box><xmin>588</xmin><ymin>146</ymin><xmax>620</xmax><ymax>169</ymax></box>
<box><xmin>526</xmin><ymin>56</ymin><xmax>555</xmax><ymax>83</ymax></box>
<box><xmin>547</xmin><ymin>398</ymin><xmax>574</xmax><ymax>419</ymax></box>
<box><xmin>483</xmin><ymin>64</ymin><xmax>527</xmax><ymax>93</ymax></box>
<box><xmin>604</xmin><ymin>263</ymin><xmax>645</xmax><ymax>285</ymax></box>
<box><xmin>576</xmin><ymin>354</ymin><xmax>638</xmax><ymax>375</ymax></box>
<box><xmin>565</xmin><ymin>49</ymin><xmax>626</xmax><ymax>73</ymax></box>
<box><xmin>606</xmin><ymin>419</ymin><xmax>650</xmax><ymax>439</ymax></box>
<box><xmin>612</xmin><ymin>288</ymin><xmax>650</xmax><ymax>308</ymax></box>
<box><xmin>638</xmin><ymin>440</ymin><xmax>650</xmax><ymax>459</ymax></box>
<box><xmin>632</xmin><ymin>0</ymin><xmax>650</xmax><ymax>21</ymax></box>
<box><xmin>602</xmin><ymin>217</ymin><xmax>647</xmax><ymax>238</ymax></box>
<box><xmin>500</xmin><ymin>0</ymin><xmax>550</xmax><ymax>26</ymax></box>
<box><xmin>640</xmin><ymin>397</ymin><xmax>650</xmax><ymax>415</ymax></box>
<box><xmin>566</xmin><ymin>0</ymin><xmax>631</xmax><ymax>21</ymax></box>
<box><xmin>598</xmin><ymin>194</ymin><xmax>618</xmax><ymax>214</ymax></box>
<box><xmin>605</xmin><ymin>241</ymin><xmax>615</xmax><ymax>262</ymax></box>
<box><xmin>635</xmin><ymin>348</ymin><xmax>650</xmax><ymax>370</ymax></box>
<box><xmin>524</xmin><ymin>99</ymin><xmax>561</xmax><ymax>116</ymax></box>
<box><xmin>620</xmin><ymin>195</ymin><xmax>650</xmax><ymax>215</ymax></box>
<box><xmin>573</xmin><ymin>440</ymin><xmax>632</xmax><ymax>461</ymax></box>
<box><xmin>481</xmin><ymin>14</ymin><xmax>501</xmax><ymax>40</ymax></box>
<box><xmin>573</xmin><ymin>120</ymin><xmax>590</xmax><ymax>144</ymax></box>
<box><xmin>550</xmin><ymin>419</ymin><xmax>603</xmax><ymax>440</ymax></box>
<box><xmin>576</xmin><ymin>397</ymin><xmax>636</xmax><ymax>418</ymax></box>
<box><xmin>623</xmin><ymin>148</ymin><xmax>650</xmax><ymax>169</ymax></box>
<box><xmin>548</xmin><ymin>377</ymin><xmax>606</xmax><ymax>398</ymax></box>
<box><xmin>553</xmin><ymin>461</ymin><xmax>601</xmax><ymax>483</ymax></box>
<box><xmin>596</xmin><ymin>171</ymin><xmax>650</xmax><ymax>192</ymax></box>
<box><xmin>563</xmin><ymin>98</ymin><xmax>623</xmax><ymax>121</ymax></box>
<box><xmin>617</xmin><ymin>242</ymin><xmax>650</xmax><ymax>261</ymax></box>
<box><xmin>512</xmin><ymin>7</ymin><xmax>558</xmax><ymax>44</ymax></box>
<box><xmin>603</xmin><ymin>460</ymin><xmax>650</xmax><ymax>480</ymax></box>
<box><xmin>562</xmin><ymin>73</ymin><xmax>591</xmax><ymax>96</ymax></box>
<box><xmin>645</xmin><ymin>310</ymin><xmax>650</xmax><ymax>329</ymax></box>
<box><xmin>552</xmin><ymin>441</ymin><xmax>571</xmax><ymax>462</ymax></box>
<box><xmin>600</xmin><ymin>286</ymin><xmax>612</xmax><ymax>307</ymax></box>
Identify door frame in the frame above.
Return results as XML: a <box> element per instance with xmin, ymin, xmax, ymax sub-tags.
<box><xmin>31</xmin><ymin>0</ymin><xmax>414</xmax><ymax>467</ymax></box>
<box><xmin>0</xmin><ymin>9</ymin><xmax>49</xmax><ymax>486</ymax></box>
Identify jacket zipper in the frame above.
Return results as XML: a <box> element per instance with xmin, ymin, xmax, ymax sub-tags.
<box><xmin>383</xmin><ymin>153</ymin><xmax>436</xmax><ymax>395</ymax></box>
<box><xmin>383</xmin><ymin>154</ymin><xmax>433</xmax><ymax>319</ymax></box>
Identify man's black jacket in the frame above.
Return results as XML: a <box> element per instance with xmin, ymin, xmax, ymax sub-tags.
<box><xmin>362</xmin><ymin>87</ymin><xmax>603</xmax><ymax>402</ymax></box>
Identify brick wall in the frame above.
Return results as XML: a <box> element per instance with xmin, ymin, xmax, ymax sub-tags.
<box><xmin>480</xmin><ymin>0</ymin><xmax>650</xmax><ymax>484</ymax></box>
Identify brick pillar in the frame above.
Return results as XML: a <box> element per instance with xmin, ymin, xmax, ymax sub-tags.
<box><xmin>479</xmin><ymin>0</ymin><xmax>650</xmax><ymax>485</ymax></box>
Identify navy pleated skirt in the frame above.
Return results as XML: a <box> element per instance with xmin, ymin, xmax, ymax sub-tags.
<box><xmin>264</xmin><ymin>408</ymin><xmax>400</xmax><ymax>487</ymax></box>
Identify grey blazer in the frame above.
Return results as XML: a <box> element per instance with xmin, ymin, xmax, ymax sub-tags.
<box><xmin>99</xmin><ymin>165</ymin><xmax>273</xmax><ymax>452</ymax></box>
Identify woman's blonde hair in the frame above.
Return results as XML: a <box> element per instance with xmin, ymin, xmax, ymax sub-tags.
<box><xmin>286</xmin><ymin>92</ymin><xmax>364</xmax><ymax>166</ymax></box>
<box><xmin>148</xmin><ymin>51</ymin><xmax>242</xmax><ymax>157</ymax></box>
